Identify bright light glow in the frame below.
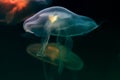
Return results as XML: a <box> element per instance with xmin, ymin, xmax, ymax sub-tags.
<box><xmin>48</xmin><ymin>15</ymin><xmax>58</xmax><ymax>23</ymax></box>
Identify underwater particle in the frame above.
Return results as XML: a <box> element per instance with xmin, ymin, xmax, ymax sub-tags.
<box><xmin>0</xmin><ymin>0</ymin><xmax>52</xmax><ymax>24</ymax></box>
<box><xmin>26</xmin><ymin>43</ymin><xmax>84</xmax><ymax>71</ymax></box>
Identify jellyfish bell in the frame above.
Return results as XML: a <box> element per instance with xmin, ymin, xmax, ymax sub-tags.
<box><xmin>27</xmin><ymin>43</ymin><xmax>84</xmax><ymax>71</ymax></box>
<box><xmin>0</xmin><ymin>0</ymin><xmax>52</xmax><ymax>24</ymax></box>
<box><xmin>23</xmin><ymin>6</ymin><xmax>98</xmax><ymax>37</ymax></box>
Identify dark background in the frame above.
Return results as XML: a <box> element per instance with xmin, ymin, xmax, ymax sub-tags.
<box><xmin>0</xmin><ymin>0</ymin><xmax>118</xmax><ymax>80</ymax></box>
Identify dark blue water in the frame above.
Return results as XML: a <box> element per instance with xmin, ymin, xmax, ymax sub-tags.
<box><xmin>0</xmin><ymin>0</ymin><xmax>118</xmax><ymax>80</ymax></box>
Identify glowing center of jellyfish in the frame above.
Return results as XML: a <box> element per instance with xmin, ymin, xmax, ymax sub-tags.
<box><xmin>48</xmin><ymin>15</ymin><xmax>58</xmax><ymax>23</ymax></box>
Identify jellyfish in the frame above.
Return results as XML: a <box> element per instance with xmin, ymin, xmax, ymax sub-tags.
<box><xmin>23</xmin><ymin>6</ymin><xmax>98</xmax><ymax>56</ymax></box>
<box><xmin>23</xmin><ymin>6</ymin><xmax>99</xmax><ymax>73</ymax></box>
<box><xmin>26</xmin><ymin>43</ymin><xmax>84</xmax><ymax>71</ymax></box>
<box><xmin>0</xmin><ymin>0</ymin><xmax>52</xmax><ymax>24</ymax></box>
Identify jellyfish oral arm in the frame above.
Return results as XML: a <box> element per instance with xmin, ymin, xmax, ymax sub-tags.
<box><xmin>36</xmin><ymin>15</ymin><xmax>59</xmax><ymax>56</ymax></box>
<box><xmin>56</xmin><ymin>37</ymin><xmax>64</xmax><ymax>74</ymax></box>
<box><xmin>55</xmin><ymin>30</ymin><xmax>65</xmax><ymax>74</ymax></box>
<box><xmin>55</xmin><ymin>28</ymin><xmax>73</xmax><ymax>74</ymax></box>
<box><xmin>37</xmin><ymin>31</ymin><xmax>51</xmax><ymax>57</ymax></box>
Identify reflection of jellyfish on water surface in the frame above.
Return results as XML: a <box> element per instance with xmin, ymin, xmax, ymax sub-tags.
<box><xmin>0</xmin><ymin>0</ymin><xmax>52</xmax><ymax>24</ymax></box>
<box><xmin>23</xmin><ymin>6</ymin><xmax>99</xmax><ymax>74</ymax></box>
